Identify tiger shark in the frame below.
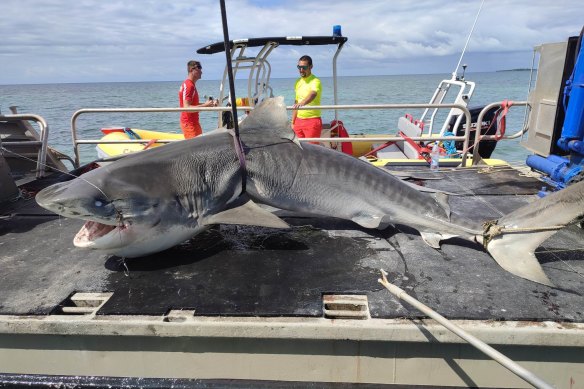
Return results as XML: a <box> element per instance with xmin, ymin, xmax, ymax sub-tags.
<box><xmin>36</xmin><ymin>97</ymin><xmax>584</xmax><ymax>286</ymax></box>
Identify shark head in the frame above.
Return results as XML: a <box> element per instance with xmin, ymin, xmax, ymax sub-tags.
<box><xmin>36</xmin><ymin>115</ymin><xmax>289</xmax><ymax>259</ymax></box>
<box><xmin>36</xmin><ymin>164</ymin><xmax>204</xmax><ymax>258</ymax></box>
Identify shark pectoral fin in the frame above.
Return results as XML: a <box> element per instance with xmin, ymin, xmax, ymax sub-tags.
<box><xmin>420</xmin><ymin>232</ymin><xmax>443</xmax><ymax>248</ymax></box>
<box><xmin>420</xmin><ymin>232</ymin><xmax>458</xmax><ymax>248</ymax></box>
<box><xmin>353</xmin><ymin>215</ymin><xmax>394</xmax><ymax>230</ymax></box>
<box><xmin>205</xmin><ymin>199</ymin><xmax>290</xmax><ymax>229</ymax></box>
<box><xmin>486</xmin><ymin>231</ymin><xmax>555</xmax><ymax>287</ymax></box>
<box><xmin>352</xmin><ymin>215</ymin><xmax>383</xmax><ymax>229</ymax></box>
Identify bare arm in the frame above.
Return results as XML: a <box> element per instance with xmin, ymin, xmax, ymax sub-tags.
<box><xmin>185</xmin><ymin>99</ymin><xmax>217</xmax><ymax>108</ymax></box>
<box><xmin>292</xmin><ymin>90</ymin><xmax>317</xmax><ymax>123</ymax></box>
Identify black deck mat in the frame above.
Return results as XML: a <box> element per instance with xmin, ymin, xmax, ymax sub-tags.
<box><xmin>1</xmin><ymin>170</ymin><xmax>583</xmax><ymax>321</ymax></box>
<box><xmin>383</xmin><ymin>165</ymin><xmax>543</xmax><ymax>196</ymax></box>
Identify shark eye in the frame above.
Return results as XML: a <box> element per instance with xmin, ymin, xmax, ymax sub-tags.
<box><xmin>95</xmin><ymin>200</ymin><xmax>104</xmax><ymax>207</ymax></box>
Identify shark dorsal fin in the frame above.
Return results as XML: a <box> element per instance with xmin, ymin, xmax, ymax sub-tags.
<box><xmin>239</xmin><ymin>97</ymin><xmax>302</xmax><ymax>148</ymax></box>
<box><xmin>432</xmin><ymin>192</ymin><xmax>451</xmax><ymax>221</ymax></box>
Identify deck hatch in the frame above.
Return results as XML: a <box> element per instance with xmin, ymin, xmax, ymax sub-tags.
<box><xmin>323</xmin><ymin>294</ymin><xmax>369</xmax><ymax>320</ymax></box>
<box><xmin>53</xmin><ymin>292</ymin><xmax>113</xmax><ymax>315</ymax></box>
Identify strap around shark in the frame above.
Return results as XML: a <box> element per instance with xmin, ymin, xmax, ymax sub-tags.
<box><xmin>221</xmin><ymin>97</ymin><xmax>301</xmax><ymax>197</ymax></box>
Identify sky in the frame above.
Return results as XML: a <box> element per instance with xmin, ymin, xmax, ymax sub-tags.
<box><xmin>1</xmin><ymin>0</ymin><xmax>583</xmax><ymax>85</ymax></box>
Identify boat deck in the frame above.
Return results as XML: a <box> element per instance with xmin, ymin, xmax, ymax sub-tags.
<box><xmin>1</xmin><ymin>164</ymin><xmax>583</xmax><ymax>322</ymax></box>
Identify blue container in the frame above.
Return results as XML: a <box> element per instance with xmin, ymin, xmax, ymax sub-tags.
<box><xmin>558</xmin><ymin>44</ymin><xmax>584</xmax><ymax>151</ymax></box>
<box><xmin>333</xmin><ymin>25</ymin><xmax>342</xmax><ymax>37</ymax></box>
<box><xmin>526</xmin><ymin>155</ymin><xmax>558</xmax><ymax>176</ymax></box>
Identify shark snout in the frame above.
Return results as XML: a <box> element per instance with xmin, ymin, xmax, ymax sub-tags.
<box><xmin>36</xmin><ymin>179</ymin><xmax>115</xmax><ymax>221</ymax></box>
<box><xmin>36</xmin><ymin>182</ymin><xmax>72</xmax><ymax>211</ymax></box>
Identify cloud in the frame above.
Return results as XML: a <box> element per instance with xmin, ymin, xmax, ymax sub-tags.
<box><xmin>1</xmin><ymin>0</ymin><xmax>582</xmax><ymax>84</ymax></box>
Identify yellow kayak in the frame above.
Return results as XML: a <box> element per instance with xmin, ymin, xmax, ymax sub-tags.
<box><xmin>96</xmin><ymin>128</ymin><xmax>185</xmax><ymax>159</ymax></box>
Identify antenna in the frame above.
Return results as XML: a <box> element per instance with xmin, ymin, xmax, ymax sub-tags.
<box><xmin>452</xmin><ymin>0</ymin><xmax>485</xmax><ymax>80</ymax></box>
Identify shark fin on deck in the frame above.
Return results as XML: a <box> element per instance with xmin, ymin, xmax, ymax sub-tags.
<box><xmin>351</xmin><ymin>214</ymin><xmax>397</xmax><ymax>230</ymax></box>
<box><xmin>420</xmin><ymin>232</ymin><xmax>445</xmax><ymax>248</ymax></box>
<box><xmin>205</xmin><ymin>198</ymin><xmax>290</xmax><ymax>229</ymax></box>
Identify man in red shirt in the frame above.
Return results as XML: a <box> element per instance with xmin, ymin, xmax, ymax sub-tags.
<box><xmin>179</xmin><ymin>60</ymin><xmax>217</xmax><ymax>138</ymax></box>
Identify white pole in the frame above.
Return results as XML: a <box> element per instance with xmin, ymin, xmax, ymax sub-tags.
<box><xmin>378</xmin><ymin>270</ymin><xmax>554</xmax><ymax>389</ymax></box>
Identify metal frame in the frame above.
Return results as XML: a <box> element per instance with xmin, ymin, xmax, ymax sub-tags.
<box><xmin>200</xmin><ymin>36</ymin><xmax>347</xmax><ymax>127</ymax></box>
<box><xmin>70</xmin><ymin>103</ymin><xmax>474</xmax><ymax>166</ymax></box>
<box><xmin>71</xmin><ymin>101</ymin><xmax>533</xmax><ymax>169</ymax></box>
<box><xmin>0</xmin><ymin>113</ymin><xmax>50</xmax><ymax>178</ymax></box>
<box><xmin>418</xmin><ymin>78</ymin><xmax>477</xmax><ymax>136</ymax></box>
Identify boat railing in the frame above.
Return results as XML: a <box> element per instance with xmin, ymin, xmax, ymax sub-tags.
<box><xmin>470</xmin><ymin>100</ymin><xmax>529</xmax><ymax>165</ymax></box>
<box><xmin>0</xmin><ymin>113</ymin><xmax>50</xmax><ymax>178</ymax></box>
<box><xmin>71</xmin><ymin>101</ymin><xmax>528</xmax><ymax>168</ymax></box>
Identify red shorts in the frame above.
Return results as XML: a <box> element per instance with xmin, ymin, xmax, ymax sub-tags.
<box><xmin>293</xmin><ymin>117</ymin><xmax>322</xmax><ymax>144</ymax></box>
<box><xmin>180</xmin><ymin>121</ymin><xmax>202</xmax><ymax>139</ymax></box>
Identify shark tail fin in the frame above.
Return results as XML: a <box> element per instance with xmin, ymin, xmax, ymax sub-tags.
<box><xmin>486</xmin><ymin>230</ymin><xmax>556</xmax><ymax>286</ymax></box>
<box><xmin>484</xmin><ymin>180</ymin><xmax>584</xmax><ymax>286</ymax></box>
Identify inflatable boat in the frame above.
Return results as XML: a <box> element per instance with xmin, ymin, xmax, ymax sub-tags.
<box><xmin>96</xmin><ymin>127</ymin><xmax>184</xmax><ymax>159</ymax></box>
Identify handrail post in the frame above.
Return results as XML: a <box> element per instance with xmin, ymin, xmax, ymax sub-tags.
<box><xmin>332</xmin><ymin>41</ymin><xmax>345</xmax><ymax>123</ymax></box>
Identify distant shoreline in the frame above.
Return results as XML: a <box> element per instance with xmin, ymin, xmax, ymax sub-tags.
<box><xmin>1</xmin><ymin>70</ymin><xmax>526</xmax><ymax>86</ymax></box>
<box><xmin>496</xmin><ymin>68</ymin><xmax>533</xmax><ymax>72</ymax></box>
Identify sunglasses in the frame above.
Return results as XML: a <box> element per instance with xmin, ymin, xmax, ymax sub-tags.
<box><xmin>191</xmin><ymin>65</ymin><xmax>202</xmax><ymax>71</ymax></box>
<box><xmin>297</xmin><ymin>65</ymin><xmax>309</xmax><ymax>70</ymax></box>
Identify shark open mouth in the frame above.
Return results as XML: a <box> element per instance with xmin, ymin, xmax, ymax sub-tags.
<box><xmin>73</xmin><ymin>221</ymin><xmax>125</xmax><ymax>247</ymax></box>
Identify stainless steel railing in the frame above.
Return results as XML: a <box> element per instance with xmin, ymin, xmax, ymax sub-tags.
<box><xmin>71</xmin><ymin>103</ymin><xmax>474</xmax><ymax>166</ymax></box>
<box><xmin>0</xmin><ymin>113</ymin><xmax>50</xmax><ymax>178</ymax></box>
<box><xmin>70</xmin><ymin>101</ymin><xmax>529</xmax><ymax>168</ymax></box>
<box><xmin>471</xmin><ymin>101</ymin><xmax>529</xmax><ymax>165</ymax></box>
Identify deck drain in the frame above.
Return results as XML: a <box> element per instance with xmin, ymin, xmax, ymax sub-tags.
<box><xmin>52</xmin><ymin>292</ymin><xmax>113</xmax><ymax>315</ymax></box>
<box><xmin>164</xmin><ymin>310</ymin><xmax>196</xmax><ymax>323</ymax></box>
<box><xmin>323</xmin><ymin>294</ymin><xmax>370</xmax><ymax>320</ymax></box>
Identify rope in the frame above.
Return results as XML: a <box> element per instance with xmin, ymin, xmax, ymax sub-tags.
<box><xmin>493</xmin><ymin>100</ymin><xmax>513</xmax><ymax>140</ymax></box>
<box><xmin>482</xmin><ymin>219</ymin><xmax>566</xmax><ymax>248</ymax></box>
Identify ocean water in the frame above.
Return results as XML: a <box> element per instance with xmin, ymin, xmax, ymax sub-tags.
<box><xmin>0</xmin><ymin>71</ymin><xmax>533</xmax><ymax>165</ymax></box>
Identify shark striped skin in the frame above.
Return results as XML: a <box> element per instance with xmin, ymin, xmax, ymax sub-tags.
<box><xmin>36</xmin><ymin>97</ymin><xmax>584</xmax><ymax>286</ymax></box>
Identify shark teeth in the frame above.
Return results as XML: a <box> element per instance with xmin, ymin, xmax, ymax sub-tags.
<box><xmin>74</xmin><ymin>221</ymin><xmax>118</xmax><ymax>247</ymax></box>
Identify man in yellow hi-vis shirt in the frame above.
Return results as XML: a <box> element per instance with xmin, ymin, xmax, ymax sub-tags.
<box><xmin>292</xmin><ymin>55</ymin><xmax>322</xmax><ymax>144</ymax></box>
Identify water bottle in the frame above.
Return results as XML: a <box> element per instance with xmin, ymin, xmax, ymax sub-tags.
<box><xmin>430</xmin><ymin>144</ymin><xmax>440</xmax><ymax>171</ymax></box>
